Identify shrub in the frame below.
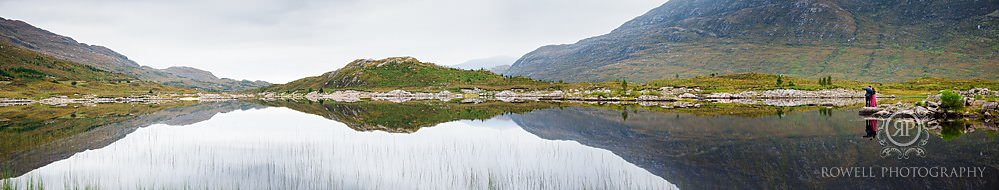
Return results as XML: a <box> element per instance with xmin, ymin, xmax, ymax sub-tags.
<box><xmin>940</xmin><ymin>90</ymin><xmax>964</xmax><ymax>110</ymax></box>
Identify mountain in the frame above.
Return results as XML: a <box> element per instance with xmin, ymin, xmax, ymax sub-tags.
<box><xmin>0</xmin><ymin>17</ymin><xmax>270</xmax><ymax>91</ymax></box>
<box><xmin>0</xmin><ymin>37</ymin><xmax>187</xmax><ymax>98</ymax></box>
<box><xmin>260</xmin><ymin>57</ymin><xmax>548</xmax><ymax>92</ymax></box>
<box><xmin>486</xmin><ymin>65</ymin><xmax>511</xmax><ymax>74</ymax></box>
<box><xmin>452</xmin><ymin>56</ymin><xmax>516</xmax><ymax>74</ymax></box>
<box><xmin>158</xmin><ymin>66</ymin><xmax>271</xmax><ymax>91</ymax></box>
<box><xmin>507</xmin><ymin>0</ymin><xmax>999</xmax><ymax>82</ymax></box>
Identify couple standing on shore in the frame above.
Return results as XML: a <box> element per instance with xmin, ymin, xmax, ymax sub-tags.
<box><xmin>863</xmin><ymin>86</ymin><xmax>877</xmax><ymax>107</ymax></box>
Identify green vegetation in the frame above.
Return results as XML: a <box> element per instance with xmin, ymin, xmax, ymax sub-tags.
<box><xmin>939</xmin><ymin>90</ymin><xmax>964</xmax><ymax>111</ymax></box>
<box><xmin>819</xmin><ymin>76</ymin><xmax>833</xmax><ymax>86</ymax></box>
<box><xmin>259</xmin><ymin>57</ymin><xmax>553</xmax><ymax>93</ymax></box>
<box><xmin>645</xmin><ymin>73</ymin><xmax>999</xmax><ymax>99</ymax></box>
<box><xmin>508</xmin><ymin>1</ymin><xmax>999</xmax><ymax>83</ymax></box>
<box><xmin>262</xmin><ymin>61</ymin><xmax>996</xmax><ymax>105</ymax></box>
<box><xmin>0</xmin><ymin>39</ymin><xmax>194</xmax><ymax>98</ymax></box>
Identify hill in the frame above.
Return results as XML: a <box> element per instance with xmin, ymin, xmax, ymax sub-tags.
<box><xmin>506</xmin><ymin>0</ymin><xmax>999</xmax><ymax>82</ymax></box>
<box><xmin>0</xmin><ymin>38</ymin><xmax>189</xmax><ymax>98</ymax></box>
<box><xmin>0</xmin><ymin>17</ymin><xmax>270</xmax><ymax>91</ymax></box>
<box><xmin>259</xmin><ymin>57</ymin><xmax>549</xmax><ymax>92</ymax></box>
<box><xmin>452</xmin><ymin>56</ymin><xmax>516</xmax><ymax>74</ymax></box>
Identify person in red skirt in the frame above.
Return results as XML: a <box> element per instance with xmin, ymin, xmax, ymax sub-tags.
<box><xmin>863</xmin><ymin>86</ymin><xmax>877</xmax><ymax>107</ymax></box>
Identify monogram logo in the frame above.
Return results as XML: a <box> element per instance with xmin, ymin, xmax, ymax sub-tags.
<box><xmin>878</xmin><ymin>111</ymin><xmax>929</xmax><ymax>159</ymax></box>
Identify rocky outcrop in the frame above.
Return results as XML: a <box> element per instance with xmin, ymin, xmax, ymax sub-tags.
<box><xmin>703</xmin><ymin>89</ymin><xmax>864</xmax><ymax>99</ymax></box>
<box><xmin>862</xmin><ymin>89</ymin><xmax>999</xmax><ymax>119</ymax></box>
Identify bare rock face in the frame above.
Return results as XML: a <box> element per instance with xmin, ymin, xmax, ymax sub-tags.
<box><xmin>507</xmin><ymin>0</ymin><xmax>999</xmax><ymax>82</ymax></box>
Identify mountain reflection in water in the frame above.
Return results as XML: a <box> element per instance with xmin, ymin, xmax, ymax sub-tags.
<box><xmin>2</xmin><ymin>101</ymin><xmax>997</xmax><ymax>189</ymax></box>
<box><xmin>3</xmin><ymin>102</ymin><xmax>674</xmax><ymax>189</ymax></box>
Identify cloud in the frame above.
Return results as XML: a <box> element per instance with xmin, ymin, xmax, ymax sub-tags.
<box><xmin>0</xmin><ymin>0</ymin><xmax>664</xmax><ymax>83</ymax></box>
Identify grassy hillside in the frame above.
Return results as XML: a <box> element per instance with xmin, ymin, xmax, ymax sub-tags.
<box><xmin>0</xmin><ymin>39</ymin><xmax>193</xmax><ymax>98</ymax></box>
<box><xmin>260</xmin><ymin>57</ymin><xmax>552</xmax><ymax>93</ymax></box>
<box><xmin>645</xmin><ymin>73</ymin><xmax>999</xmax><ymax>98</ymax></box>
<box><xmin>0</xmin><ymin>17</ymin><xmax>268</xmax><ymax>92</ymax></box>
<box><xmin>507</xmin><ymin>0</ymin><xmax>999</xmax><ymax>82</ymax></box>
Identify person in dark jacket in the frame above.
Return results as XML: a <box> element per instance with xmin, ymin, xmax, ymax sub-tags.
<box><xmin>863</xmin><ymin>86</ymin><xmax>876</xmax><ymax>107</ymax></box>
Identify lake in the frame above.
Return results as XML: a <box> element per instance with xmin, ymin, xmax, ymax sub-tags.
<box><xmin>1</xmin><ymin>101</ymin><xmax>997</xmax><ymax>189</ymax></box>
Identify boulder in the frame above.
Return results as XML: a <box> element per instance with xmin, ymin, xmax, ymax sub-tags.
<box><xmin>914</xmin><ymin>106</ymin><xmax>933</xmax><ymax>117</ymax></box>
<box><xmin>859</xmin><ymin>107</ymin><xmax>883</xmax><ymax>115</ymax></box>
<box><xmin>983</xmin><ymin>102</ymin><xmax>998</xmax><ymax>113</ymax></box>
<box><xmin>874</xmin><ymin>110</ymin><xmax>891</xmax><ymax>117</ymax></box>
<box><xmin>679</xmin><ymin>93</ymin><xmax>698</xmax><ymax>99</ymax></box>
<box><xmin>926</xmin><ymin>101</ymin><xmax>940</xmax><ymax>108</ymax></box>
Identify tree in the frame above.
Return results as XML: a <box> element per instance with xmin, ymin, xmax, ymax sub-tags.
<box><xmin>826</xmin><ymin>76</ymin><xmax>833</xmax><ymax>86</ymax></box>
<box><xmin>319</xmin><ymin>88</ymin><xmax>325</xmax><ymax>93</ymax></box>
<box><xmin>620</xmin><ymin>79</ymin><xmax>628</xmax><ymax>90</ymax></box>
<box><xmin>675</xmin><ymin>74</ymin><xmax>679</xmax><ymax>79</ymax></box>
<box><xmin>776</xmin><ymin>75</ymin><xmax>784</xmax><ymax>86</ymax></box>
<box><xmin>70</xmin><ymin>81</ymin><xmax>78</xmax><ymax>86</ymax></box>
<box><xmin>308</xmin><ymin>88</ymin><xmax>314</xmax><ymax>92</ymax></box>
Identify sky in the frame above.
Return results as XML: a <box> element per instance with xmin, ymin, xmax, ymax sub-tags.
<box><xmin>0</xmin><ymin>0</ymin><xmax>665</xmax><ymax>83</ymax></box>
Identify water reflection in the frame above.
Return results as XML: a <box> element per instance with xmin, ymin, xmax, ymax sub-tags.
<box><xmin>863</xmin><ymin>119</ymin><xmax>877</xmax><ymax>139</ymax></box>
<box><xmin>6</xmin><ymin>107</ymin><xmax>675</xmax><ymax>189</ymax></box>
<box><xmin>0</xmin><ymin>101</ymin><xmax>265</xmax><ymax>177</ymax></box>
<box><xmin>512</xmin><ymin>107</ymin><xmax>999</xmax><ymax>189</ymax></box>
<box><xmin>254</xmin><ymin>100</ymin><xmax>560</xmax><ymax>133</ymax></box>
<box><xmin>2</xmin><ymin>101</ymin><xmax>997</xmax><ymax>189</ymax></box>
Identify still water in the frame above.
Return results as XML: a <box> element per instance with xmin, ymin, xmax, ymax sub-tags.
<box><xmin>1</xmin><ymin>101</ymin><xmax>997</xmax><ymax>189</ymax></box>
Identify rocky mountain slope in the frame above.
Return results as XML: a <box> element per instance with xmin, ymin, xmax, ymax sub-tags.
<box><xmin>507</xmin><ymin>0</ymin><xmax>999</xmax><ymax>82</ymax></box>
<box><xmin>0</xmin><ymin>37</ymin><xmax>186</xmax><ymax>98</ymax></box>
<box><xmin>0</xmin><ymin>17</ymin><xmax>270</xmax><ymax>91</ymax></box>
<box><xmin>260</xmin><ymin>57</ymin><xmax>546</xmax><ymax>92</ymax></box>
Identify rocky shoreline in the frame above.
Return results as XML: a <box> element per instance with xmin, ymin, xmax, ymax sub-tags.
<box><xmin>284</xmin><ymin>87</ymin><xmax>872</xmax><ymax>107</ymax></box>
<box><xmin>0</xmin><ymin>93</ymin><xmax>250</xmax><ymax>107</ymax></box>
<box><xmin>859</xmin><ymin>88</ymin><xmax>999</xmax><ymax>120</ymax></box>
<box><xmin>0</xmin><ymin>87</ymin><xmax>935</xmax><ymax>109</ymax></box>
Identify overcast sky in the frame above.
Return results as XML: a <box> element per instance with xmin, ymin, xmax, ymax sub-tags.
<box><xmin>0</xmin><ymin>0</ymin><xmax>664</xmax><ymax>83</ymax></box>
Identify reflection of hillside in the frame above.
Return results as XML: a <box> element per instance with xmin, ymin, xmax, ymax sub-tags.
<box><xmin>584</xmin><ymin>103</ymin><xmax>830</xmax><ymax>118</ymax></box>
<box><xmin>257</xmin><ymin>100</ymin><xmax>560</xmax><ymax>133</ymax></box>
<box><xmin>513</xmin><ymin>107</ymin><xmax>999</xmax><ymax>189</ymax></box>
<box><xmin>0</xmin><ymin>101</ymin><xmax>266</xmax><ymax>176</ymax></box>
